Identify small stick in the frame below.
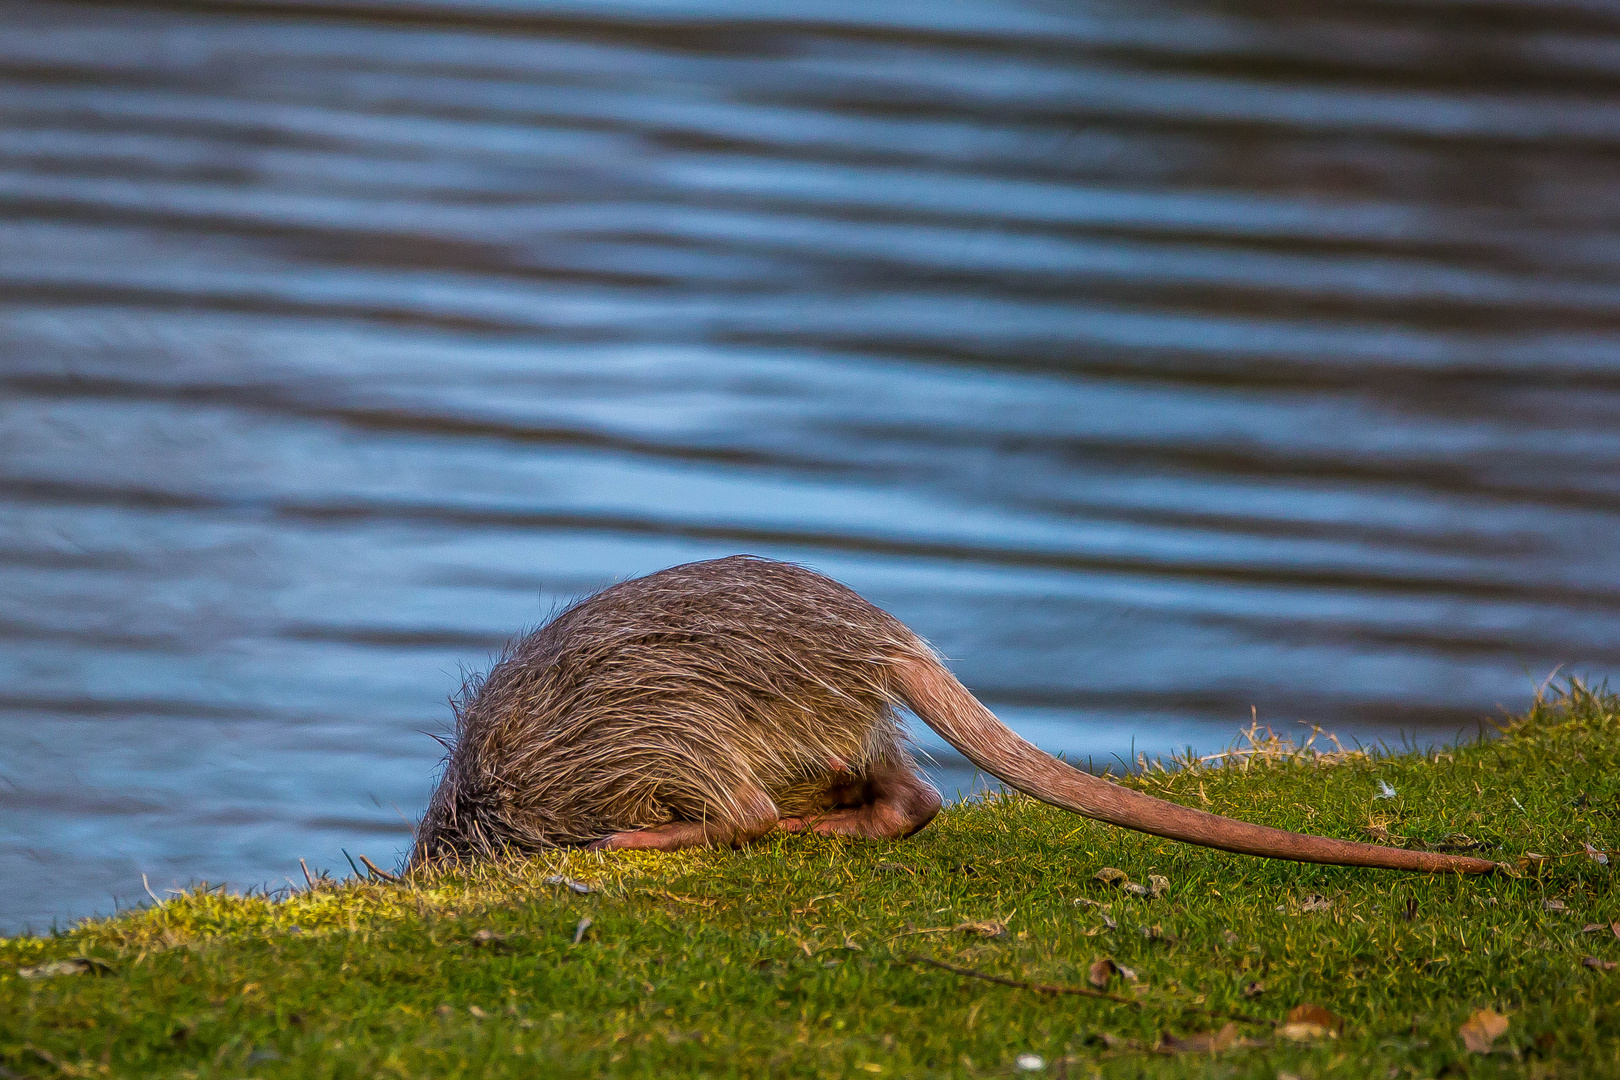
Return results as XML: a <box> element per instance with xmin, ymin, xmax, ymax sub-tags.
<box><xmin>357</xmin><ymin>855</ymin><xmax>401</xmax><ymax>883</ymax></box>
<box><xmin>141</xmin><ymin>873</ymin><xmax>162</xmax><ymax>907</ymax></box>
<box><xmin>901</xmin><ymin>954</ymin><xmax>1138</xmax><ymax>1005</ymax></box>
<box><xmin>342</xmin><ymin>849</ymin><xmax>362</xmax><ymax>879</ymax></box>
<box><xmin>300</xmin><ymin>858</ymin><xmax>316</xmax><ymax>890</ymax></box>
<box><xmin>899</xmin><ymin>954</ymin><xmax>1269</xmax><ymax>1026</ymax></box>
<box><xmin>881</xmin><ymin>926</ymin><xmax>958</xmax><ymax>943</ymax></box>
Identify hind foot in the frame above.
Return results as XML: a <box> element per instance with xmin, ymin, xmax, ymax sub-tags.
<box><xmin>588</xmin><ymin>784</ymin><xmax>779</xmax><ymax>853</ymax></box>
<box><xmin>779</xmin><ymin>763</ymin><xmax>941</xmax><ymax>840</ymax></box>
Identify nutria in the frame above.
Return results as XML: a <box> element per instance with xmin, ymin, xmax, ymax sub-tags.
<box><xmin>410</xmin><ymin>555</ymin><xmax>1496</xmax><ymax>873</ymax></box>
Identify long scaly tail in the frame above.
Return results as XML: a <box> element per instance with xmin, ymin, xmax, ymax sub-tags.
<box><xmin>893</xmin><ymin>653</ymin><xmax>1497</xmax><ymax>873</ymax></box>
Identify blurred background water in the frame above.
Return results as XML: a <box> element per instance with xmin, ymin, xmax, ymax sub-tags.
<box><xmin>3</xmin><ymin>0</ymin><xmax>1619</xmax><ymax>933</ymax></box>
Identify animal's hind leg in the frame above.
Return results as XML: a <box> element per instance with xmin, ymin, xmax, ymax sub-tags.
<box><xmin>779</xmin><ymin>759</ymin><xmax>942</xmax><ymax>840</ymax></box>
<box><xmin>588</xmin><ymin>783</ymin><xmax>779</xmax><ymax>852</ymax></box>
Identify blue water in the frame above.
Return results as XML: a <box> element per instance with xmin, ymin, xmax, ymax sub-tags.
<box><xmin>3</xmin><ymin>0</ymin><xmax>1619</xmax><ymax>933</ymax></box>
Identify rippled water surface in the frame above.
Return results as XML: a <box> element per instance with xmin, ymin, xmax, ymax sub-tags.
<box><xmin>4</xmin><ymin>0</ymin><xmax>1620</xmax><ymax>931</ymax></box>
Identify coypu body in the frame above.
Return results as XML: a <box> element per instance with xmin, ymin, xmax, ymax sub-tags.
<box><xmin>412</xmin><ymin>555</ymin><xmax>1496</xmax><ymax>874</ymax></box>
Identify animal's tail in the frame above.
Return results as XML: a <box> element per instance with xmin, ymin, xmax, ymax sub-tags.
<box><xmin>891</xmin><ymin>652</ymin><xmax>1497</xmax><ymax>874</ymax></box>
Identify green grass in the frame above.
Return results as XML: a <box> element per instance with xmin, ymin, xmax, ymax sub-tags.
<box><xmin>3</xmin><ymin>682</ymin><xmax>1618</xmax><ymax>1079</ymax></box>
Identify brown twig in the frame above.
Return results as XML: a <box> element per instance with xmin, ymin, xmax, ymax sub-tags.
<box><xmin>881</xmin><ymin>926</ymin><xmax>959</xmax><ymax>943</ymax></box>
<box><xmin>900</xmin><ymin>954</ymin><xmax>1138</xmax><ymax>1005</ymax></box>
<box><xmin>899</xmin><ymin>955</ymin><xmax>1270</xmax><ymax>1027</ymax></box>
<box><xmin>299</xmin><ymin>858</ymin><xmax>316</xmax><ymax>890</ymax></box>
<box><xmin>357</xmin><ymin>855</ymin><xmax>401</xmax><ymax>884</ymax></box>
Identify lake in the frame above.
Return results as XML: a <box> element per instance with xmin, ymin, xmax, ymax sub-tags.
<box><xmin>3</xmin><ymin>0</ymin><xmax>1618</xmax><ymax>932</ymax></box>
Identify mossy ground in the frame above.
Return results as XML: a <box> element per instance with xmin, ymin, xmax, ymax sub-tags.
<box><xmin>3</xmin><ymin>683</ymin><xmax>1617</xmax><ymax>1079</ymax></box>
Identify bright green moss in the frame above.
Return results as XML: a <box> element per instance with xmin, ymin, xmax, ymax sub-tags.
<box><xmin>3</xmin><ymin>683</ymin><xmax>1616</xmax><ymax>1078</ymax></box>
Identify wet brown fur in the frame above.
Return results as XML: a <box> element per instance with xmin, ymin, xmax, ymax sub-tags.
<box><xmin>412</xmin><ymin>556</ymin><xmax>922</xmax><ymax>862</ymax></box>
<box><xmin>411</xmin><ymin>555</ymin><xmax>1497</xmax><ymax>874</ymax></box>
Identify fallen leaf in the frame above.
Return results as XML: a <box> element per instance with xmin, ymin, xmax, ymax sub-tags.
<box><xmin>467</xmin><ymin>1005</ymin><xmax>489</xmax><ymax>1019</ymax></box>
<box><xmin>1375</xmin><ymin>780</ymin><xmax>1397</xmax><ymax>800</ymax></box>
<box><xmin>1073</xmin><ymin>898</ymin><xmax>1106</xmax><ymax>909</ymax></box>
<box><xmin>1140</xmin><ymin>924</ymin><xmax>1178</xmax><ymax>943</ymax></box>
<box><xmin>1581</xmin><ymin>923</ymin><xmax>1606</xmax><ymax>933</ymax></box>
<box><xmin>17</xmin><ymin>958</ymin><xmax>111</xmax><ymax>979</ymax></box>
<box><xmin>955</xmin><ymin>920</ymin><xmax>1007</xmax><ymax>938</ymax></box>
<box><xmin>1459</xmin><ymin>1008</ymin><xmax>1509</xmax><ymax>1053</ymax></box>
<box><xmin>1087</xmin><ymin>956</ymin><xmax>1138</xmax><ymax>985</ymax></box>
<box><xmin>1147</xmin><ymin>874</ymin><xmax>1171</xmax><ymax>898</ymax></box>
<box><xmin>1542</xmin><ymin>899</ymin><xmax>1567</xmax><ymax>913</ymax></box>
<box><xmin>1519</xmin><ymin>852</ymin><xmax>1550</xmax><ymax>873</ymax></box>
<box><xmin>1160</xmin><ymin>1022</ymin><xmax>1240</xmax><ymax>1053</ymax></box>
<box><xmin>1122</xmin><ymin>882</ymin><xmax>1151</xmax><ymax>897</ymax></box>
<box><xmin>1277</xmin><ymin>1022</ymin><xmax>1332</xmax><ymax>1042</ymax></box>
<box><xmin>1582</xmin><ymin>956</ymin><xmax>1617</xmax><ymax>971</ymax></box>
<box><xmin>1614</xmin><ymin>922</ymin><xmax>1620</xmax><ymax>940</ymax></box>
<box><xmin>1585</xmin><ymin>843</ymin><xmax>1610</xmax><ymax>866</ymax></box>
<box><xmin>1298</xmin><ymin>895</ymin><xmax>1334</xmax><ymax>913</ymax></box>
<box><xmin>1222</xmin><ymin>930</ymin><xmax>1240</xmax><ymax>945</ymax></box>
<box><xmin>1287</xmin><ymin>1004</ymin><xmax>1344</xmax><ymax>1033</ymax></box>
<box><xmin>1242</xmin><ymin>980</ymin><xmax>1265</xmax><ymax>998</ymax></box>
<box><xmin>571</xmin><ymin>917</ymin><xmax>593</xmax><ymax>945</ymax></box>
<box><xmin>545</xmin><ymin>875</ymin><xmax>594</xmax><ymax>894</ymax></box>
<box><xmin>1014</xmin><ymin>1053</ymin><xmax>1046</xmax><ymax>1071</ymax></box>
<box><xmin>1094</xmin><ymin>867</ymin><xmax>1129</xmax><ymax>887</ymax></box>
<box><xmin>435</xmin><ymin>1004</ymin><xmax>453</xmax><ymax>1018</ymax></box>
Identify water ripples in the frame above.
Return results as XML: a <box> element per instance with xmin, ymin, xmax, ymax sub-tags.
<box><xmin>2</xmin><ymin>0</ymin><xmax>1618</xmax><ymax>930</ymax></box>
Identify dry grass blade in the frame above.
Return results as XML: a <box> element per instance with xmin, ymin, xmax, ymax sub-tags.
<box><xmin>643</xmin><ymin>889</ymin><xmax>714</xmax><ymax>907</ymax></box>
<box><xmin>357</xmin><ymin>855</ymin><xmax>401</xmax><ymax>884</ymax></box>
<box><xmin>1191</xmin><ymin>720</ymin><xmax>1366</xmax><ymax>769</ymax></box>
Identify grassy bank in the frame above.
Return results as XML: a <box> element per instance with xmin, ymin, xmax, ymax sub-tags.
<box><xmin>3</xmin><ymin>684</ymin><xmax>1617</xmax><ymax>1079</ymax></box>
